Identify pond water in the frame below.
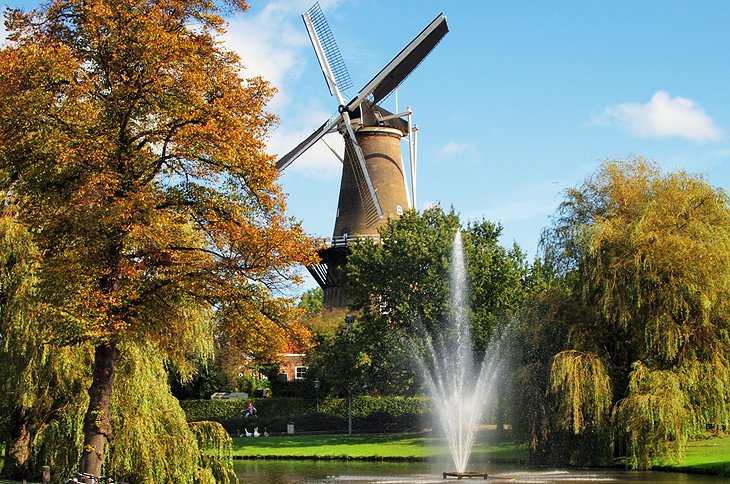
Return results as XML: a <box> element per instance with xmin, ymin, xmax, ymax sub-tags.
<box><xmin>233</xmin><ymin>460</ymin><xmax>726</xmax><ymax>483</ymax></box>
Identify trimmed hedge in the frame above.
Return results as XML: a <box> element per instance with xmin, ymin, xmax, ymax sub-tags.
<box><xmin>319</xmin><ymin>396</ymin><xmax>430</xmax><ymax>418</ymax></box>
<box><xmin>217</xmin><ymin>412</ymin><xmax>346</xmax><ymax>435</ymax></box>
<box><xmin>180</xmin><ymin>396</ymin><xmax>432</xmax><ymax>433</ymax></box>
<box><xmin>180</xmin><ymin>398</ymin><xmax>313</xmax><ymax>422</ymax></box>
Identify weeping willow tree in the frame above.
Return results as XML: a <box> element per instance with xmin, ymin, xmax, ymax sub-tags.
<box><xmin>107</xmin><ymin>344</ymin><xmax>236</xmax><ymax>484</ymax></box>
<box><xmin>613</xmin><ymin>362</ymin><xmax>692</xmax><ymax>468</ymax></box>
<box><xmin>0</xmin><ymin>214</ymin><xmax>91</xmax><ymax>480</ymax></box>
<box><xmin>0</xmin><ymin>212</ymin><xmax>239</xmax><ymax>482</ymax></box>
<box><xmin>549</xmin><ymin>350</ymin><xmax>612</xmax><ymax>436</ymax></box>
<box><xmin>546</xmin><ymin>350</ymin><xmax>613</xmax><ymax>465</ymax></box>
<box><xmin>512</xmin><ymin>158</ymin><xmax>730</xmax><ymax>468</ymax></box>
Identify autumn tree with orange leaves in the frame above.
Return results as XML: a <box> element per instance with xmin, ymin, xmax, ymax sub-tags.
<box><xmin>0</xmin><ymin>0</ymin><xmax>317</xmax><ymax>478</ymax></box>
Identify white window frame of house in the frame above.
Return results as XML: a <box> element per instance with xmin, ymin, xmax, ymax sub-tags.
<box><xmin>295</xmin><ymin>366</ymin><xmax>307</xmax><ymax>380</ymax></box>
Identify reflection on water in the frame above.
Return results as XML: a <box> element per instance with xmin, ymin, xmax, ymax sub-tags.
<box><xmin>234</xmin><ymin>460</ymin><xmax>727</xmax><ymax>483</ymax></box>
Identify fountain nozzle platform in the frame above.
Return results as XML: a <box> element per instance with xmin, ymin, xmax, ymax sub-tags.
<box><xmin>442</xmin><ymin>471</ymin><xmax>489</xmax><ymax>479</ymax></box>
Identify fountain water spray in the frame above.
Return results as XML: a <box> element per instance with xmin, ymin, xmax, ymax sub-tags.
<box><xmin>417</xmin><ymin>231</ymin><xmax>502</xmax><ymax>474</ymax></box>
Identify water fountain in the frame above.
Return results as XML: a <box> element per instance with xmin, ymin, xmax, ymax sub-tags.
<box><xmin>234</xmin><ymin>235</ymin><xmax>723</xmax><ymax>482</ymax></box>
<box><xmin>417</xmin><ymin>231</ymin><xmax>503</xmax><ymax>479</ymax></box>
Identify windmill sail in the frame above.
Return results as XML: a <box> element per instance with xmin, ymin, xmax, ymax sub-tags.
<box><xmin>276</xmin><ymin>117</ymin><xmax>338</xmax><ymax>171</ymax></box>
<box><xmin>304</xmin><ymin>3</ymin><xmax>353</xmax><ymax>95</ymax></box>
<box><xmin>346</xmin><ymin>13</ymin><xmax>448</xmax><ymax>111</ymax></box>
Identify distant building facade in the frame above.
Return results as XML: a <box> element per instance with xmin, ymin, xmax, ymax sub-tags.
<box><xmin>277</xmin><ymin>353</ymin><xmax>307</xmax><ymax>382</ymax></box>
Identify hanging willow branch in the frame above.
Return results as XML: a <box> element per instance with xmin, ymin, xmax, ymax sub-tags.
<box><xmin>548</xmin><ymin>350</ymin><xmax>612</xmax><ymax>435</ymax></box>
<box><xmin>189</xmin><ymin>420</ymin><xmax>237</xmax><ymax>484</ymax></box>
<box><xmin>613</xmin><ymin>362</ymin><xmax>692</xmax><ymax>469</ymax></box>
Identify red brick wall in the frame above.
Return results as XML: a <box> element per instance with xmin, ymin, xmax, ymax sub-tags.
<box><xmin>278</xmin><ymin>354</ymin><xmax>306</xmax><ymax>381</ymax></box>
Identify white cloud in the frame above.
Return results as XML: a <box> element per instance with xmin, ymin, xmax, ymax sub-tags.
<box><xmin>439</xmin><ymin>141</ymin><xmax>473</xmax><ymax>158</ymax></box>
<box><xmin>222</xmin><ymin>0</ymin><xmax>344</xmax><ymax>179</ymax></box>
<box><xmin>223</xmin><ymin>2</ymin><xmax>309</xmax><ymax>110</ymax></box>
<box><xmin>267</xmin><ymin>101</ymin><xmax>343</xmax><ymax>179</ymax></box>
<box><xmin>0</xmin><ymin>16</ymin><xmax>7</xmax><ymax>46</ymax></box>
<box><xmin>602</xmin><ymin>91</ymin><xmax>723</xmax><ymax>141</ymax></box>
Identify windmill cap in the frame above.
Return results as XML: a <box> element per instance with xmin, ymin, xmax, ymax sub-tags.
<box><xmin>351</xmin><ymin>101</ymin><xmax>409</xmax><ymax>135</ymax></box>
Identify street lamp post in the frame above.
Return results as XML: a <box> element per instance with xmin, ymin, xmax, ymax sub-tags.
<box><xmin>347</xmin><ymin>390</ymin><xmax>352</xmax><ymax>435</ymax></box>
<box><xmin>313</xmin><ymin>378</ymin><xmax>320</xmax><ymax>412</ymax></box>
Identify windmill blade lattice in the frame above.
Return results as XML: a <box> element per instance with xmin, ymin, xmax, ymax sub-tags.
<box><xmin>305</xmin><ymin>3</ymin><xmax>353</xmax><ymax>95</ymax></box>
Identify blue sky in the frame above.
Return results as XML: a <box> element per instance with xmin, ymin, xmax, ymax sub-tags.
<box><xmin>223</xmin><ymin>1</ymin><xmax>730</xmax><ymax>258</ymax></box>
<box><xmin>3</xmin><ymin>1</ymin><xmax>730</xmax><ymax>294</ymax></box>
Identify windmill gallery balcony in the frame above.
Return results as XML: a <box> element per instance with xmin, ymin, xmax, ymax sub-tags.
<box><xmin>306</xmin><ymin>234</ymin><xmax>383</xmax><ymax>308</ymax></box>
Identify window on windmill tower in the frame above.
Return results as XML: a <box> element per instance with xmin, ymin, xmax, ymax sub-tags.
<box><xmin>295</xmin><ymin>366</ymin><xmax>307</xmax><ymax>380</ymax></box>
<box><xmin>396</xmin><ymin>204</ymin><xmax>403</xmax><ymax>215</ymax></box>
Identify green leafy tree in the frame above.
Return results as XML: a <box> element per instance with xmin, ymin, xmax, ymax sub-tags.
<box><xmin>306</xmin><ymin>317</ymin><xmax>371</xmax><ymax>399</ymax></box>
<box><xmin>0</xmin><ymin>215</ymin><xmax>90</xmax><ymax>479</ymax></box>
<box><xmin>464</xmin><ymin>220</ymin><xmax>529</xmax><ymax>352</ymax></box>
<box><xmin>0</xmin><ymin>0</ymin><xmax>316</xmax><ymax>478</ymax></box>
<box><xmin>299</xmin><ymin>287</ymin><xmax>324</xmax><ymax>317</ymax></box>
<box><xmin>513</xmin><ymin>158</ymin><xmax>730</xmax><ymax>467</ymax></box>
<box><xmin>346</xmin><ymin>207</ymin><xmax>459</xmax><ymax>335</ymax></box>
<box><xmin>343</xmin><ymin>206</ymin><xmax>529</xmax><ymax>395</ymax></box>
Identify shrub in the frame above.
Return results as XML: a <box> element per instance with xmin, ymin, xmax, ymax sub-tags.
<box><xmin>181</xmin><ymin>396</ymin><xmax>432</xmax><ymax>434</ymax></box>
<box><xmin>355</xmin><ymin>411</ymin><xmax>429</xmax><ymax>433</ymax></box>
<box><xmin>216</xmin><ymin>412</ymin><xmax>347</xmax><ymax>435</ymax></box>
<box><xmin>319</xmin><ymin>396</ymin><xmax>430</xmax><ymax>418</ymax></box>
<box><xmin>180</xmin><ymin>398</ymin><xmax>313</xmax><ymax>422</ymax></box>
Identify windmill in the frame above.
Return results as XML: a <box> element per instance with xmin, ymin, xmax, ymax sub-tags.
<box><xmin>278</xmin><ymin>3</ymin><xmax>448</xmax><ymax>307</ymax></box>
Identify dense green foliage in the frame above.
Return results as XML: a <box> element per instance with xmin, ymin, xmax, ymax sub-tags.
<box><xmin>305</xmin><ymin>317</ymin><xmax>373</xmax><ymax>397</ymax></box>
<box><xmin>319</xmin><ymin>396</ymin><xmax>430</xmax><ymax>419</ymax></box>
<box><xmin>189</xmin><ymin>421</ymin><xmax>237</xmax><ymax>484</ymax></box>
<box><xmin>181</xmin><ymin>398</ymin><xmax>313</xmax><ymax>422</ymax></box>
<box><xmin>180</xmin><ymin>396</ymin><xmax>430</xmax><ymax>434</ymax></box>
<box><xmin>298</xmin><ymin>288</ymin><xmax>324</xmax><ymax>316</ymax></box>
<box><xmin>180</xmin><ymin>396</ymin><xmax>430</xmax><ymax>423</ymax></box>
<box><xmin>0</xmin><ymin>216</ymin><xmax>91</xmax><ymax>480</ymax></box>
<box><xmin>0</xmin><ymin>0</ymin><xmax>314</xmax><ymax>479</ymax></box>
<box><xmin>313</xmin><ymin>207</ymin><xmax>529</xmax><ymax>396</ymax></box>
<box><xmin>105</xmin><ymin>344</ymin><xmax>214</xmax><ymax>483</ymax></box>
<box><xmin>510</xmin><ymin>158</ymin><xmax>730</xmax><ymax>468</ymax></box>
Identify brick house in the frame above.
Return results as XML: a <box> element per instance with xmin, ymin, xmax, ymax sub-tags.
<box><xmin>277</xmin><ymin>353</ymin><xmax>307</xmax><ymax>382</ymax></box>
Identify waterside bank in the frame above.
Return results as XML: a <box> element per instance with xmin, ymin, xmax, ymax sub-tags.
<box><xmin>232</xmin><ymin>433</ymin><xmax>730</xmax><ymax>477</ymax></box>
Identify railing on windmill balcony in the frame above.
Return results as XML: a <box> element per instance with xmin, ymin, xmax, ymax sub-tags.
<box><xmin>320</xmin><ymin>234</ymin><xmax>383</xmax><ymax>248</ymax></box>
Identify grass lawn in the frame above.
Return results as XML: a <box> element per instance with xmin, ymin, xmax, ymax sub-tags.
<box><xmin>231</xmin><ymin>431</ymin><xmax>526</xmax><ymax>461</ymax></box>
<box><xmin>233</xmin><ymin>431</ymin><xmax>730</xmax><ymax>477</ymax></box>
<box><xmin>664</xmin><ymin>435</ymin><xmax>730</xmax><ymax>476</ymax></box>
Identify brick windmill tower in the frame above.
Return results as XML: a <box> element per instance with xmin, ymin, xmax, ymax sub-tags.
<box><xmin>276</xmin><ymin>3</ymin><xmax>448</xmax><ymax>307</ymax></box>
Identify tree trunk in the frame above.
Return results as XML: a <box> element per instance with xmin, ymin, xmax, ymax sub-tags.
<box><xmin>2</xmin><ymin>410</ymin><xmax>32</xmax><ymax>480</ymax></box>
<box><xmin>80</xmin><ymin>343</ymin><xmax>119</xmax><ymax>477</ymax></box>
